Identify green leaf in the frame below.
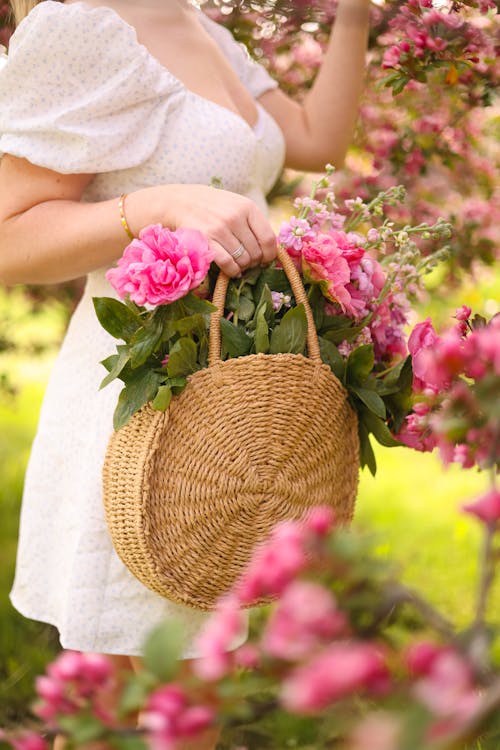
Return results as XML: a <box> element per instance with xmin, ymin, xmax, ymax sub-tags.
<box><xmin>180</xmin><ymin>292</ymin><xmax>217</xmax><ymax>316</ymax></box>
<box><xmin>93</xmin><ymin>297</ymin><xmax>141</xmax><ymax>342</ymax></box>
<box><xmin>240</xmin><ymin>265</ymin><xmax>262</xmax><ymax>285</ymax></box>
<box><xmin>100</xmin><ymin>346</ymin><xmax>131</xmax><ymax>389</ymax></box>
<box><xmin>346</xmin><ymin>344</ymin><xmax>375</xmax><ymax>385</ymax></box>
<box><xmin>254</xmin><ymin>306</ymin><xmax>270</xmax><ymax>354</ymax></box>
<box><xmin>257</xmin><ymin>284</ymin><xmax>275</xmax><ymax>325</ymax></box>
<box><xmin>237</xmin><ymin>294</ymin><xmax>256</xmax><ymax>323</ymax></box>
<box><xmin>392</xmin><ymin>75</ymin><xmax>411</xmax><ymax>95</ymax></box>
<box><xmin>351</xmin><ymin>386</ymin><xmax>386</xmax><ymax>419</ymax></box>
<box><xmin>142</xmin><ymin>620</ymin><xmax>184</xmax><ymax>682</ymax></box>
<box><xmin>319</xmin><ymin>337</ymin><xmax>345</xmax><ymax>381</ymax></box>
<box><xmin>359</xmin><ymin>422</ymin><xmax>377</xmax><ymax>476</ymax></box>
<box><xmin>220</xmin><ymin>317</ymin><xmax>252</xmax><ymax>358</ymax></box>
<box><xmin>58</xmin><ymin>715</ymin><xmax>106</xmax><ymax>745</ymax></box>
<box><xmin>270</xmin><ymin>303</ymin><xmax>307</xmax><ymax>355</ymax></box>
<box><xmin>118</xmin><ymin>671</ymin><xmax>158</xmax><ymax>716</ymax></box>
<box><xmin>322</xmin><ymin>321</ymin><xmax>367</xmax><ymax>345</ymax></box>
<box><xmin>175</xmin><ymin>313</ymin><xmax>208</xmax><ymax>338</ymax></box>
<box><xmin>361</xmin><ymin>407</ymin><xmax>401</xmax><ymax>448</ymax></box>
<box><xmin>166</xmin><ymin>337</ymin><xmax>198</xmax><ymax>378</ymax></box>
<box><xmin>113</xmin><ymin>368</ymin><xmax>161</xmax><ymax>430</ymax></box>
<box><xmin>254</xmin><ymin>266</ymin><xmax>290</xmax><ymax>302</ymax></box>
<box><xmin>129</xmin><ymin>324</ymin><xmax>163</xmax><ymax>369</ymax></box>
<box><xmin>380</xmin><ymin>355</ymin><xmax>412</xmax><ymax>389</ymax></box>
<box><xmin>111</xmin><ymin>738</ymin><xmax>149</xmax><ymax>750</ymax></box>
<box><xmin>151</xmin><ymin>385</ymin><xmax>172</xmax><ymax>411</ymax></box>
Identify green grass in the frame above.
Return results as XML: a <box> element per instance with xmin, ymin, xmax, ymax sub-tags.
<box><xmin>355</xmin><ymin>446</ymin><xmax>496</xmax><ymax>627</ymax></box>
<box><xmin>0</xmin><ymin>383</ymin><xmax>59</xmax><ymax>726</ymax></box>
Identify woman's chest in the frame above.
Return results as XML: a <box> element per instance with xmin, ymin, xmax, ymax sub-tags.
<box><xmin>82</xmin><ymin>91</ymin><xmax>285</xmax><ymax>203</ymax></box>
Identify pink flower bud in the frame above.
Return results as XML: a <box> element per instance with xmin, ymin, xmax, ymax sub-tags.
<box><xmin>234</xmin><ymin>644</ymin><xmax>260</xmax><ymax>669</ymax></box>
<box><xmin>35</xmin><ymin>676</ymin><xmax>65</xmax><ymax>702</ymax></box>
<box><xmin>10</xmin><ymin>734</ymin><xmax>48</xmax><ymax>750</ymax></box>
<box><xmin>47</xmin><ymin>651</ymin><xmax>85</xmax><ymax>682</ymax></box>
<box><xmin>81</xmin><ymin>653</ymin><xmax>113</xmax><ymax>685</ymax></box>
<box><xmin>405</xmin><ymin>641</ymin><xmax>445</xmax><ymax>676</ymax></box>
<box><xmin>176</xmin><ymin>706</ymin><xmax>215</xmax><ymax>737</ymax></box>
<box><xmin>462</xmin><ymin>488</ymin><xmax>500</xmax><ymax>524</ymax></box>
<box><xmin>454</xmin><ymin>305</ymin><xmax>471</xmax><ymax>321</ymax></box>
<box><xmin>304</xmin><ymin>505</ymin><xmax>336</xmax><ymax>536</ymax></box>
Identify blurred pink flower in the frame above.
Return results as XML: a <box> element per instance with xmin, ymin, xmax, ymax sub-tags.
<box><xmin>262</xmin><ymin>581</ymin><xmax>347</xmax><ymax>660</ymax></box>
<box><xmin>347</xmin><ymin>712</ymin><xmax>401</xmax><ymax>750</ymax></box>
<box><xmin>408</xmin><ymin>318</ymin><xmax>440</xmax><ymax>390</ymax></box>
<box><xmin>106</xmin><ymin>224</ymin><xmax>213</xmax><ymax>307</ymax></box>
<box><xmin>462</xmin><ymin>487</ymin><xmax>500</xmax><ymax>524</ymax></box>
<box><xmin>9</xmin><ymin>734</ymin><xmax>48</xmax><ymax>750</ymax></box>
<box><xmin>193</xmin><ymin>595</ymin><xmax>245</xmax><ymax>681</ymax></box>
<box><xmin>281</xmin><ymin>641</ymin><xmax>389</xmax><ymax>713</ymax></box>
<box><xmin>405</xmin><ymin>641</ymin><xmax>447</xmax><ymax>676</ymax></box>
<box><xmin>236</xmin><ymin>521</ymin><xmax>309</xmax><ymax>604</ymax></box>
<box><xmin>143</xmin><ymin>684</ymin><xmax>214</xmax><ymax>750</ymax></box>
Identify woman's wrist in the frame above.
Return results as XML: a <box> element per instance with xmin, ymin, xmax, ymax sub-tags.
<box><xmin>335</xmin><ymin>0</ymin><xmax>371</xmax><ymax>25</ymax></box>
<box><xmin>123</xmin><ymin>183</ymin><xmax>203</xmax><ymax>237</ymax></box>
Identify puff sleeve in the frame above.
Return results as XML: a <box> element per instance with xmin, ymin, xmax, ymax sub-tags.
<box><xmin>0</xmin><ymin>1</ymin><xmax>180</xmax><ymax>173</ymax></box>
<box><xmin>196</xmin><ymin>11</ymin><xmax>279</xmax><ymax>99</ymax></box>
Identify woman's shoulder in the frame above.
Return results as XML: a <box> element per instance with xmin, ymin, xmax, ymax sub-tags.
<box><xmin>8</xmin><ymin>1</ymin><xmax>133</xmax><ymax>55</ymax></box>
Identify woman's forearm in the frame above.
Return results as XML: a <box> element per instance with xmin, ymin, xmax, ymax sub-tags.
<box><xmin>0</xmin><ymin>185</ymin><xmax>187</xmax><ymax>285</ymax></box>
<box><xmin>0</xmin><ymin>180</ymin><xmax>278</xmax><ymax>285</ymax></box>
<box><xmin>302</xmin><ymin>0</ymin><xmax>370</xmax><ymax>167</ymax></box>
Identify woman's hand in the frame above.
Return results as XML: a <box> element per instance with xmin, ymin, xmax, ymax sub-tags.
<box><xmin>128</xmin><ymin>183</ymin><xmax>278</xmax><ymax>278</ymax></box>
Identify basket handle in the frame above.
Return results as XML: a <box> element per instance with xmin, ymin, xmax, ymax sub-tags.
<box><xmin>208</xmin><ymin>246</ymin><xmax>322</xmax><ymax>366</ymax></box>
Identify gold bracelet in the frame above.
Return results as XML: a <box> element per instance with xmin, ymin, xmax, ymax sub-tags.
<box><xmin>118</xmin><ymin>193</ymin><xmax>135</xmax><ymax>241</ymax></box>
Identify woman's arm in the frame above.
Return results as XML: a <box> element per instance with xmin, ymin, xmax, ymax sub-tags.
<box><xmin>0</xmin><ymin>155</ymin><xmax>277</xmax><ymax>285</ymax></box>
<box><xmin>258</xmin><ymin>0</ymin><xmax>370</xmax><ymax>172</ymax></box>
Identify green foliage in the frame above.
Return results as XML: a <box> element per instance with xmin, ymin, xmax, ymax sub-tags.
<box><xmin>142</xmin><ymin>620</ymin><xmax>184</xmax><ymax>682</ymax></box>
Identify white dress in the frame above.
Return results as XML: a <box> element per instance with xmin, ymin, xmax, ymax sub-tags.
<box><xmin>0</xmin><ymin>0</ymin><xmax>285</xmax><ymax>657</ymax></box>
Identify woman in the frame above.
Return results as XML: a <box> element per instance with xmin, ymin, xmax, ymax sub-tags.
<box><xmin>0</xmin><ymin>0</ymin><xmax>369</xmax><ymax>746</ymax></box>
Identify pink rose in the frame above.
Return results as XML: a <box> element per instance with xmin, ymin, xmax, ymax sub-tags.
<box><xmin>106</xmin><ymin>224</ymin><xmax>214</xmax><ymax>306</ymax></box>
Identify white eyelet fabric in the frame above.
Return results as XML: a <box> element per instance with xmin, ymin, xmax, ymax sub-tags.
<box><xmin>2</xmin><ymin>0</ymin><xmax>285</xmax><ymax>657</ymax></box>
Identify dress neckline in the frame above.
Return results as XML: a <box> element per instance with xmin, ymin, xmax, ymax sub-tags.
<box><xmin>54</xmin><ymin>1</ymin><xmax>266</xmax><ymax>138</ymax></box>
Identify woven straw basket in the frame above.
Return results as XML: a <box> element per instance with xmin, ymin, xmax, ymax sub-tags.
<box><xmin>102</xmin><ymin>248</ymin><xmax>359</xmax><ymax>611</ymax></box>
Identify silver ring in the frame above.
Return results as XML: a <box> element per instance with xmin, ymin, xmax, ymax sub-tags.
<box><xmin>230</xmin><ymin>243</ymin><xmax>245</xmax><ymax>260</ymax></box>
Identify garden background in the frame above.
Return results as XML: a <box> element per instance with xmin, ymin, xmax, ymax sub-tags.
<box><xmin>0</xmin><ymin>0</ymin><xmax>499</xmax><ymax>733</ymax></box>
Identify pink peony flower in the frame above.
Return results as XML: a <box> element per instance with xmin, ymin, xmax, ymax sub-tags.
<box><xmin>106</xmin><ymin>224</ymin><xmax>214</xmax><ymax>307</ymax></box>
<box><xmin>281</xmin><ymin>641</ymin><xmax>389</xmax><ymax>713</ymax></box>
<box><xmin>300</xmin><ymin>233</ymin><xmax>352</xmax><ymax>312</ymax></box>
<box><xmin>462</xmin><ymin>488</ymin><xmax>500</xmax><ymax>524</ymax></box>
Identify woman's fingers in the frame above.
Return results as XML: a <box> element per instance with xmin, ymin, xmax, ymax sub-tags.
<box><xmin>210</xmin><ymin>238</ymin><xmax>243</xmax><ymax>278</ymax></box>
<box><xmin>231</xmin><ymin>226</ymin><xmax>264</xmax><ymax>267</ymax></box>
<box><xmin>247</xmin><ymin>206</ymin><xmax>278</xmax><ymax>265</ymax></box>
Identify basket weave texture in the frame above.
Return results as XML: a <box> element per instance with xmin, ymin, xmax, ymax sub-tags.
<box><xmin>103</xmin><ymin>249</ymin><xmax>359</xmax><ymax>611</ymax></box>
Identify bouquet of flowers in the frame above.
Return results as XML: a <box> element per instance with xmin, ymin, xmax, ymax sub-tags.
<box><xmin>94</xmin><ymin>168</ymin><xmax>451</xmax><ymax>474</ymax></box>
